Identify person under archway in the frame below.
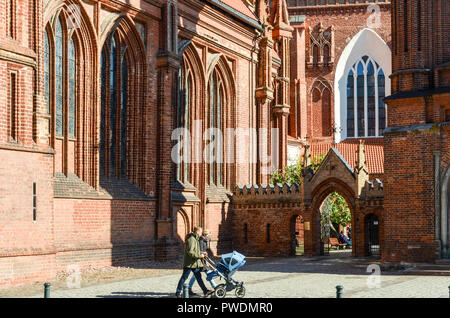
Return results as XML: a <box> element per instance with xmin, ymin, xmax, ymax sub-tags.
<box><xmin>338</xmin><ymin>231</ymin><xmax>352</xmax><ymax>248</ymax></box>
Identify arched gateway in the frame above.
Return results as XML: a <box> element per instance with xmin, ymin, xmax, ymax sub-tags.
<box><xmin>232</xmin><ymin>141</ymin><xmax>384</xmax><ymax>258</ymax></box>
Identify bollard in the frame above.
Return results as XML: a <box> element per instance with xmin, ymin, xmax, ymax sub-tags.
<box><xmin>448</xmin><ymin>286</ymin><xmax>450</xmax><ymax>298</ymax></box>
<box><xmin>336</xmin><ymin>285</ymin><xmax>343</xmax><ymax>298</ymax></box>
<box><xmin>44</xmin><ymin>282</ymin><xmax>51</xmax><ymax>298</ymax></box>
<box><xmin>183</xmin><ymin>283</ymin><xmax>189</xmax><ymax>298</ymax></box>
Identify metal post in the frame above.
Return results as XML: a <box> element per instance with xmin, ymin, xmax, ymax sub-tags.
<box><xmin>183</xmin><ymin>283</ymin><xmax>189</xmax><ymax>298</ymax></box>
<box><xmin>336</xmin><ymin>285</ymin><xmax>343</xmax><ymax>298</ymax></box>
<box><xmin>44</xmin><ymin>282</ymin><xmax>51</xmax><ymax>298</ymax></box>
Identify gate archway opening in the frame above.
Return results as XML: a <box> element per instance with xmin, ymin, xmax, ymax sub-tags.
<box><xmin>365</xmin><ymin>213</ymin><xmax>380</xmax><ymax>257</ymax></box>
<box><xmin>312</xmin><ymin>185</ymin><xmax>355</xmax><ymax>258</ymax></box>
<box><xmin>291</xmin><ymin>215</ymin><xmax>305</xmax><ymax>256</ymax></box>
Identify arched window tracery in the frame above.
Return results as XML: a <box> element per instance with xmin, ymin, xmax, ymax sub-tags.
<box><xmin>45</xmin><ymin>10</ymin><xmax>80</xmax><ymax>175</ymax></box>
<box><xmin>346</xmin><ymin>55</ymin><xmax>386</xmax><ymax>138</ymax></box>
<box><xmin>100</xmin><ymin>30</ymin><xmax>130</xmax><ymax>179</ymax></box>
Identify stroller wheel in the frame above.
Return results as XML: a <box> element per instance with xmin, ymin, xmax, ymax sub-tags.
<box><xmin>235</xmin><ymin>286</ymin><xmax>246</xmax><ymax>298</ymax></box>
<box><xmin>214</xmin><ymin>285</ymin><xmax>227</xmax><ymax>298</ymax></box>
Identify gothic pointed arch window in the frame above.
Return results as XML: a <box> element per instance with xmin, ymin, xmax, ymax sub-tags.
<box><xmin>207</xmin><ymin>69</ymin><xmax>225</xmax><ymax>186</ymax></box>
<box><xmin>176</xmin><ymin>62</ymin><xmax>193</xmax><ymax>184</ymax></box>
<box><xmin>100</xmin><ymin>30</ymin><xmax>130</xmax><ymax>179</ymax></box>
<box><xmin>44</xmin><ymin>30</ymin><xmax>50</xmax><ymax>116</ymax></box>
<box><xmin>346</xmin><ymin>55</ymin><xmax>386</xmax><ymax>138</ymax></box>
<box><xmin>176</xmin><ymin>46</ymin><xmax>200</xmax><ymax>185</ymax></box>
<box><xmin>45</xmin><ymin>12</ymin><xmax>79</xmax><ymax>173</ymax></box>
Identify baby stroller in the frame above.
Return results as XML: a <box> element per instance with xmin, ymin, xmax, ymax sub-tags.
<box><xmin>203</xmin><ymin>251</ymin><xmax>246</xmax><ymax>298</ymax></box>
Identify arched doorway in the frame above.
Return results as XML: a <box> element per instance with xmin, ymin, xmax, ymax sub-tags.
<box><xmin>291</xmin><ymin>215</ymin><xmax>305</xmax><ymax>256</ymax></box>
<box><xmin>310</xmin><ymin>178</ymin><xmax>356</xmax><ymax>258</ymax></box>
<box><xmin>319</xmin><ymin>191</ymin><xmax>353</xmax><ymax>256</ymax></box>
<box><xmin>365</xmin><ymin>214</ymin><xmax>380</xmax><ymax>256</ymax></box>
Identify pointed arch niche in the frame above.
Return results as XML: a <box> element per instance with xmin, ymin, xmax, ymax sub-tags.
<box><xmin>206</xmin><ymin>54</ymin><xmax>236</xmax><ymax>189</ymax></box>
<box><xmin>99</xmin><ymin>17</ymin><xmax>147</xmax><ymax>189</ymax></box>
<box><xmin>44</xmin><ymin>1</ymin><xmax>98</xmax><ymax>186</ymax></box>
<box><xmin>310</xmin><ymin>78</ymin><xmax>332</xmax><ymax>138</ymax></box>
<box><xmin>334</xmin><ymin>28</ymin><xmax>391</xmax><ymax>143</ymax></box>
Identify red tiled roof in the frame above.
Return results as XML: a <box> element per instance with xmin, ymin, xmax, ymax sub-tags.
<box><xmin>309</xmin><ymin>138</ymin><xmax>384</xmax><ymax>174</ymax></box>
<box><xmin>218</xmin><ymin>0</ymin><xmax>257</xmax><ymax>20</ymax></box>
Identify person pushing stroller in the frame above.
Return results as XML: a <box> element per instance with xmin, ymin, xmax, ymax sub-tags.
<box><xmin>175</xmin><ymin>226</ymin><xmax>213</xmax><ymax>298</ymax></box>
<box><xmin>186</xmin><ymin>229</ymin><xmax>217</xmax><ymax>296</ymax></box>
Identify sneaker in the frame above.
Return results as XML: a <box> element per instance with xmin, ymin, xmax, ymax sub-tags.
<box><xmin>189</xmin><ymin>289</ymin><xmax>198</xmax><ymax>297</ymax></box>
<box><xmin>175</xmin><ymin>293</ymin><xmax>182</xmax><ymax>298</ymax></box>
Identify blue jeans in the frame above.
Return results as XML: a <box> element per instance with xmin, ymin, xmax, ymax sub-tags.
<box><xmin>188</xmin><ymin>270</ymin><xmax>217</xmax><ymax>289</ymax></box>
<box><xmin>176</xmin><ymin>268</ymin><xmax>208</xmax><ymax>295</ymax></box>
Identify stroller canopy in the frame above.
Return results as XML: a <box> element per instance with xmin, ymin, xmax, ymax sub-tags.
<box><xmin>220</xmin><ymin>251</ymin><xmax>246</xmax><ymax>273</ymax></box>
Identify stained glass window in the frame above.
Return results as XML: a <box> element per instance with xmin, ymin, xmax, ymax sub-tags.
<box><xmin>99</xmin><ymin>33</ymin><xmax>129</xmax><ymax>179</ymax></box>
<box><xmin>109</xmin><ymin>37</ymin><xmax>117</xmax><ymax>177</ymax></box>
<box><xmin>68</xmin><ymin>38</ymin><xmax>76</xmax><ymax>137</ymax></box>
<box><xmin>100</xmin><ymin>50</ymin><xmax>106</xmax><ymax>175</ymax></box>
<box><xmin>356</xmin><ymin>62</ymin><xmax>365</xmax><ymax>137</ymax></box>
<box><xmin>44</xmin><ymin>31</ymin><xmax>50</xmax><ymax>115</ymax></box>
<box><xmin>367</xmin><ymin>61</ymin><xmax>376</xmax><ymax>136</ymax></box>
<box><xmin>209</xmin><ymin>73</ymin><xmax>215</xmax><ymax>184</ymax></box>
<box><xmin>55</xmin><ymin>18</ymin><xmax>63</xmax><ymax>135</ymax></box>
<box><xmin>184</xmin><ymin>74</ymin><xmax>191</xmax><ymax>183</ymax></box>
<box><xmin>346</xmin><ymin>55</ymin><xmax>386</xmax><ymax>138</ymax></box>
<box><xmin>346</xmin><ymin>70</ymin><xmax>354</xmax><ymax>137</ymax></box>
<box><xmin>120</xmin><ymin>56</ymin><xmax>127</xmax><ymax>178</ymax></box>
<box><xmin>378</xmin><ymin>69</ymin><xmax>386</xmax><ymax>136</ymax></box>
<box><xmin>217</xmin><ymin>85</ymin><xmax>222</xmax><ymax>185</ymax></box>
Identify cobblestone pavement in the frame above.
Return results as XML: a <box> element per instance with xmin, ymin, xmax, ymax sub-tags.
<box><xmin>10</xmin><ymin>254</ymin><xmax>450</xmax><ymax>298</ymax></box>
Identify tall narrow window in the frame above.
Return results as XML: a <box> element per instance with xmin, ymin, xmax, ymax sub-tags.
<box><xmin>9</xmin><ymin>0</ymin><xmax>15</xmax><ymax>39</ymax></box>
<box><xmin>100</xmin><ymin>32</ymin><xmax>129</xmax><ymax>179</ymax></box>
<box><xmin>68</xmin><ymin>38</ymin><xmax>76</xmax><ymax>137</ymax></box>
<box><xmin>109</xmin><ymin>37</ymin><xmax>117</xmax><ymax>177</ymax></box>
<box><xmin>378</xmin><ymin>69</ymin><xmax>386</xmax><ymax>135</ymax></box>
<box><xmin>183</xmin><ymin>74</ymin><xmax>191</xmax><ymax>183</ymax></box>
<box><xmin>207</xmin><ymin>71</ymin><xmax>224</xmax><ymax>186</ymax></box>
<box><xmin>367</xmin><ymin>61</ymin><xmax>376</xmax><ymax>136</ymax></box>
<box><xmin>417</xmin><ymin>0</ymin><xmax>421</xmax><ymax>51</ymax></box>
<box><xmin>266</xmin><ymin>224</ymin><xmax>271</xmax><ymax>243</ymax></box>
<box><xmin>55</xmin><ymin>18</ymin><xmax>64</xmax><ymax>135</ymax></box>
<box><xmin>10</xmin><ymin>73</ymin><xmax>17</xmax><ymax>140</ymax></box>
<box><xmin>404</xmin><ymin>0</ymin><xmax>408</xmax><ymax>52</ymax></box>
<box><xmin>45</xmin><ymin>12</ymin><xmax>80</xmax><ymax>176</ymax></box>
<box><xmin>100</xmin><ymin>50</ymin><xmax>107</xmax><ymax>174</ymax></box>
<box><xmin>346</xmin><ymin>70</ymin><xmax>355</xmax><ymax>137</ymax></box>
<box><xmin>44</xmin><ymin>31</ymin><xmax>51</xmax><ymax>115</ymax></box>
<box><xmin>32</xmin><ymin>182</ymin><xmax>37</xmax><ymax>222</ymax></box>
<box><xmin>346</xmin><ymin>56</ymin><xmax>386</xmax><ymax>138</ymax></box>
<box><xmin>357</xmin><ymin>62</ymin><xmax>365</xmax><ymax>137</ymax></box>
<box><xmin>120</xmin><ymin>57</ymin><xmax>127</xmax><ymax>178</ymax></box>
<box><xmin>208</xmin><ymin>72</ymin><xmax>215</xmax><ymax>185</ymax></box>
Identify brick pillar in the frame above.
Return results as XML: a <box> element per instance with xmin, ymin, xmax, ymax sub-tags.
<box><xmin>154</xmin><ymin>1</ymin><xmax>180</xmax><ymax>261</ymax></box>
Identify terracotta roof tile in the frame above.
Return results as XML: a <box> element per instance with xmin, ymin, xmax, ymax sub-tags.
<box><xmin>309</xmin><ymin>138</ymin><xmax>384</xmax><ymax>174</ymax></box>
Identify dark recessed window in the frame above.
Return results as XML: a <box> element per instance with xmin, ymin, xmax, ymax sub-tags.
<box><xmin>33</xmin><ymin>183</ymin><xmax>37</xmax><ymax>222</ymax></box>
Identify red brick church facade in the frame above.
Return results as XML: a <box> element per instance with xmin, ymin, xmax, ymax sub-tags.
<box><xmin>0</xmin><ymin>0</ymin><xmax>448</xmax><ymax>288</ymax></box>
